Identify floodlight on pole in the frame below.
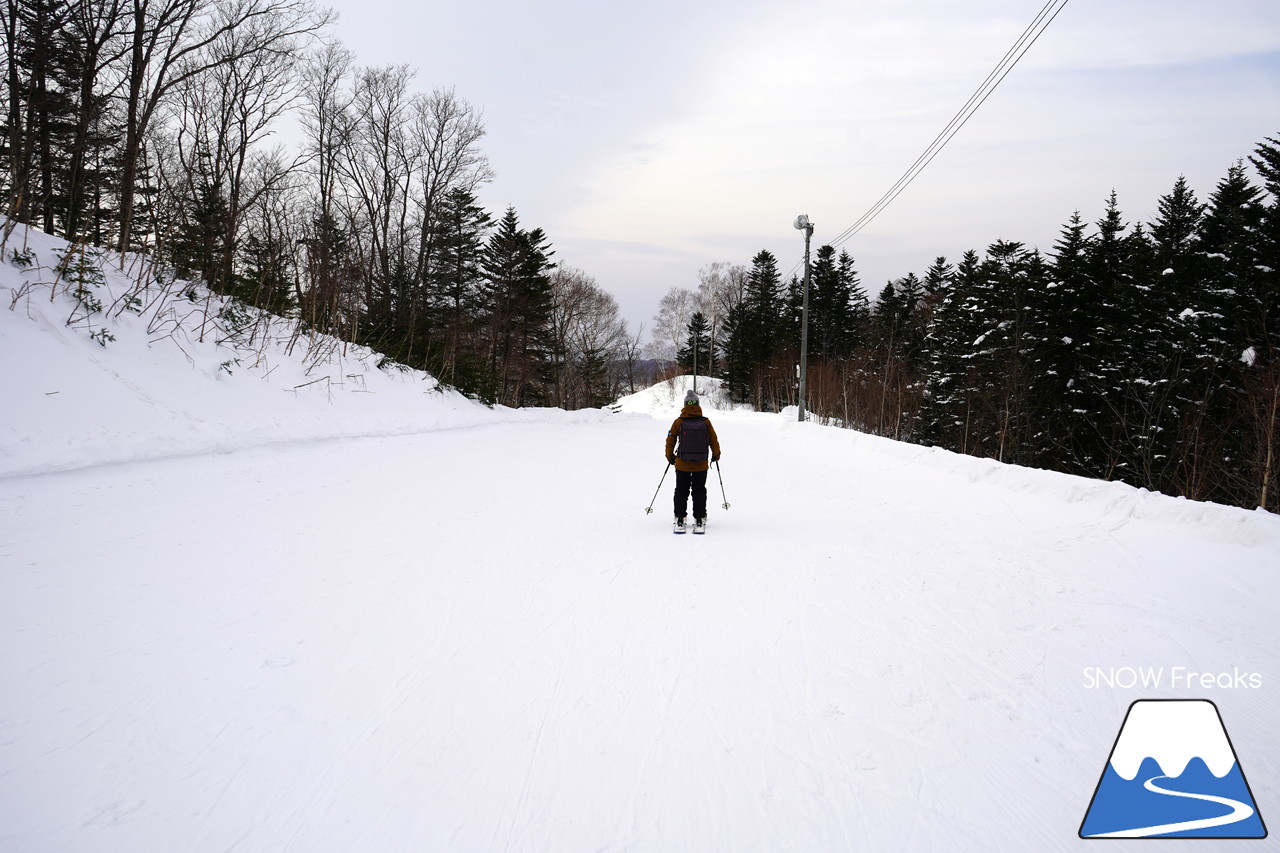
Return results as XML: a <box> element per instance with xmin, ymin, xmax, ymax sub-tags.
<box><xmin>794</xmin><ymin>214</ymin><xmax>814</xmax><ymax>423</ymax></box>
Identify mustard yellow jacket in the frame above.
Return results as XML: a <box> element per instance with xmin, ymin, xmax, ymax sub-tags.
<box><xmin>665</xmin><ymin>403</ymin><xmax>721</xmax><ymax>472</ymax></box>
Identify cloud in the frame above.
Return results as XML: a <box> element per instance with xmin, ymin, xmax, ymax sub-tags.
<box><xmin>550</xmin><ymin>0</ymin><xmax>1280</xmax><ymax>320</ymax></box>
<box><xmin>321</xmin><ymin>0</ymin><xmax>1280</xmax><ymax>330</ymax></box>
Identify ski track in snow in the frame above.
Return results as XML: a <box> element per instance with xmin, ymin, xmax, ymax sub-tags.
<box><xmin>1086</xmin><ymin>774</ymin><xmax>1256</xmax><ymax>838</ymax></box>
<box><xmin>3</xmin><ymin>406</ymin><xmax>1279</xmax><ymax>852</ymax></box>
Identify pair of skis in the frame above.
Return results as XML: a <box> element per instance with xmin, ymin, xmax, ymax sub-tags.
<box><xmin>646</xmin><ymin>463</ymin><xmax>729</xmax><ymax>535</ymax></box>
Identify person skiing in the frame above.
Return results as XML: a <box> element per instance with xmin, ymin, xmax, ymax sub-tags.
<box><xmin>665</xmin><ymin>390</ymin><xmax>721</xmax><ymax>533</ymax></box>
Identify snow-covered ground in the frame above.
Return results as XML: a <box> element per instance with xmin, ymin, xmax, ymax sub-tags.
<box><xmin>2</xmin><ymin>224</ymin><xmax>1278</xmax><ymax>851</ymax></box>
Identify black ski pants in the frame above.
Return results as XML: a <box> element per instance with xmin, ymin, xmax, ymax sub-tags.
<box><xmin>674</xmin><ymin>469</ymin><xmax>708</xmax><ymax>520</ymax></box>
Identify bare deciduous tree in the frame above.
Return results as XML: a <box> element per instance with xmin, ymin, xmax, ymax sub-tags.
<box><xmin>64</xmin><ymin>0</ymin><xmax>130</xmax><ymax>241</ymax></box>
<box><xmin>410</xmin><ymin>87</ymin><xmax>492</xmax><ymax>285</ymax></box>
<box><xmin>340</xmin><ymin>62</ymin><xmax>416</xmax><ymax>319</ymax></box>
<box><xmin>648</xmin><ymin>285</ymin><xmax>695</xmax><ymax>363</ymax></box>
<box><xmin>550</xmin><ymin>265</ymin><xmax>627</xmax><ymax>408</ymax></box>
<box><xmin>171</xmin><ymin>0</ymin><xmax>309</xmax><ymax>285</ymax></box>
<box><xmin>116</xmin><ymin>0</ymin><xmax>329</xmax><ymax>254</ymax></box>
<box><xmin>696</xmin><ymin>261</ymin><xmax>746</xmax><ymax>376</ymax></box>
<box><xmin>296</xmin><ymin>41</ymin><xmax>353</xmax><ymax>332</ymax></box>
<box><xmin>619</xmin><ymin>320</ymin><xmax>645</xmax><ymax>394</ymax></box>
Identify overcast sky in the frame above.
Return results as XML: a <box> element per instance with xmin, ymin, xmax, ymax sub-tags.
<box><xmin>322</xmin><ymin>0</ymin><xmax>1280</xmax><ymax>337</ymax></box>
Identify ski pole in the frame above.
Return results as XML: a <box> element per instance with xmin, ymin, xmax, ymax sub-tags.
<box><xmin>645</xmin><ymin>462</ymin><xmax>672</xmax><ymax>514</ymax></box>
<box><xmin>715</xmin><ymin>460</ymin><xmax>730</xmax><ymax>510</ymax></box>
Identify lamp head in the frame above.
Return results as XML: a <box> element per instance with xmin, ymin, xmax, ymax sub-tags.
<box><xmin>793</xmin><ymin>214</ymin><xmax>810</xmax><ymax>230</ymax></box>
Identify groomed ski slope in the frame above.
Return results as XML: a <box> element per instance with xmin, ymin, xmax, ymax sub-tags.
<box><xmin>2</xmin><ymin>227</ymin><xmax>1279</xmax><ymax>851</ymax></box>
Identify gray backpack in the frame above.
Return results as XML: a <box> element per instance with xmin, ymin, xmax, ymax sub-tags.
<box><xmin>677</xmin><ymin>417</ymin><xmax>710</xmax><ymax>463</ymax></box>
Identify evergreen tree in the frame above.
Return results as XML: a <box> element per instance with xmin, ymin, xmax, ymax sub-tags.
<box><xmin>1053</xmin><ymin>192</ymin><xmax>1181</xmax><ymax>487</ymax></box>
<box><xmin>871</xmin><ymin>280</ymin><xmax>907</xmax><ymax>355</ymax></box>
<box><xmin>976</xmin><ymin>240</ymin><xmax>1043</xmax><ymax>463</ymax></box>
<box><xmin>842</xmin><ymin>250</ymin><xmax>871</xmax><ymax>354</ymax></box>
<box><xmin>5</xmin><ymin>0</ymin><xmax>77</xmax><ymax>232</ymax></box>
<box><xmin>718</xmin><ymin>299</ymin><xmax>752</xmax><ymax>402</ymax></box>
<box><xmin>719</xmin><ymin>250</ymin><xmax>784</xmax><ymax>407</ymax></box>
<box><xmin>868</xmin><ymin>274</ymin><xmax>930</xmax><ymax>439</ymax></box>
<box><xmin>1067</xmin><ymin>192</ymin><xmax>1138</xmax><ymax>477</ymax></box>
<box><xmin>1249</xmin><ymin>139</ymin><xmax>1280</xmax><ymax>346</ymax></box>
<box><xmin>782</xmin><ymin>273</ymin><xmax>802</xmax><ymax>358</ymax></box>
<box><xmin>1199</xmin><ymin>163</ymin><xmax>1265</xmax><ymax>358</ymax></box>
<box><xmin>1122</xmin><ymin>219</ymin><xmax>1183</xmax><ymax>488</ymax></box>
<box><xmin>575</xmin><ymin>343</ymin><xmax>614</xmax><ymax>408</ymax></box>
<box><xmin>1242</xmin><ymin>137</ymin><xmax>1280</xmax><ymax>509</ymax></box>
<box><xmin>430</xmin><ymin>188</ymin><xmax>491</xmax><ymax>317</ymax></box>
<box><xmin>919</xmin><ymin>242</ymin><xmax>1043</xmax><ymax>460</ymax></box>
<box><xmin>1177</xmin><ymin>163</ymin><xmax>1268</xmax><ymax>501</ymax></box>
<box><xmin>920</xmin><ymin>250</ymin><xmax>986</xmax><ymax>451</ymax></box>
<box><xmin>1147</xmin><ymin>176</ymin><xmax>1212</xmax><ymax>494</ymax></box>
<box><xmin>236</xmin><ymin>230</ymin><xmax>296</xmax><ymax>314</ymax></box>
<box><xmin>744</xmin><ymin>249</ymin><xmax>783</xmax><ymax>363</ymax></box>
<box><xmin>54</xmin><ymin>0</ymin><xmax>123</xmax><ymax>242</ymax></box>
<box><xmin>301</xmin><ymin>210</ymin><xmax>357</xmax><ymax>336</ymax></box>
<box><xmin>922</xmin><ymin>256</ymin><xmax>955</xmax><ymax>302</ymax></box>
<box><xmin>479</xmin><ymin>206</ymin><xmax>557</xmax><ymax>406</ymax></box>
<box><xmin>676</xmin><ymin>311</ymin><xmax>712</xmax><ymax>377</ymax></box>
<box><xmin>426</xmin><ymin>187</ymin><xmax>492</xmax><ymax>394</ymax></box>
<box><xmin>919</xmin><ymin>256</ymin><xmax>955</xmax><ymax>332</ymax></box>
<box><xmin>1024</xmin><ymin>211</ymin><xmax>1093</xmax><ymax>467</ymax></box>
<box><xmin>1149</xmin><ymin>176</ymin><xmax>1206</xmax><ymax>290</ymax></box>
<box><xmin>876</xmin><ymin>272</ymin><xmax>926</xmax><ymax>363</ymax></box>
<box><xmin>806</xmin><ymin>245</ymin><xmax>865</xmax><ymax>360</ymax></box>
<box><xmin>806</xmin><ymin>245</ymin><xmax>838</xmax><ymax>359</ymax></box>
<box><xmin>168</xmin><ymin>179</ymin><xmax>230</xmax><ymax>288</ymax></box>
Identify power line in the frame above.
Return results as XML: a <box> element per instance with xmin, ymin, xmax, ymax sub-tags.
<box><xmin>783</xmin><ymin>0</ymin><xmax>1071</xmax><ymax>281</ymax></box>
<box><xmin>830</xmin><ymin>0</ymin><xmax>1071</xmax><ymax>248</ymax></box>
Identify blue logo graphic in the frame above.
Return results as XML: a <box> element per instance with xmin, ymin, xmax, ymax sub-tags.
<box><xmin>1080</xmin><ymin>700</ymin><xmax>1267</xmax><ymax>838</ymax></box>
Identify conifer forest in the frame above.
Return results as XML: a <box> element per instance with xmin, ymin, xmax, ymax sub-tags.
<box><xmin>688</xmin><ymin>147</ymin><xmax>1280</xmax><ymax>514</ymax></box>
<box><xmin>3</xmin><ymin>0</ymin><xmax>1278</xmax><ymax>512</ymax></box>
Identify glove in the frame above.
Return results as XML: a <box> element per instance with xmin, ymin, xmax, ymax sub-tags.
<box><xmin>667</xmin><ymin>455</ymin><xmax>676</xmax><ymax>465</ymax></box>
<box><xmin>712</xmin><ymin>454</ymin><xmax>720</xmax><ymax>462</ymax></box>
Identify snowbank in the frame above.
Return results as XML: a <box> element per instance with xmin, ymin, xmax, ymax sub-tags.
<box><xmin>612</xmin><ymin>373</ymin><xmax>738</xmax><ymax>417</ymax></box>
<box><xmin>0</xmin><ymin>223</ymin><xmax>533</xmax><ymax>477</ymax></box>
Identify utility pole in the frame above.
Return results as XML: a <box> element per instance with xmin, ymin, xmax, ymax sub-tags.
<box><xmin>794</xmin><ymin>214</ymin><xmax>814</xmax><ymax>422</ymax></box>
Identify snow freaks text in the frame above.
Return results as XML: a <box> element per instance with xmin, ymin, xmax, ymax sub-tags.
<box><xmin>1082</xmin><ymin>667</ymin><xmax>1263</xmax><ymax>690</ymax></box>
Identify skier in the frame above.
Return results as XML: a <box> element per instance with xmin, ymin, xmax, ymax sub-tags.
<box><xmin>665</xmin><ymin>390</ymin><xmax>721</xmax><ymax>533</ymax></box>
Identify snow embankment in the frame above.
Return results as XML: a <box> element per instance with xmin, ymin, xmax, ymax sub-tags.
<box><xmin>0</xmin><ymin>223</ymin><xmax>547</xmax><ymax>478</ymax></box>
<box><xmin>612</xmin><ymin>373</ymin><xmax>737</xmax><ymax>415</ymax></box>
